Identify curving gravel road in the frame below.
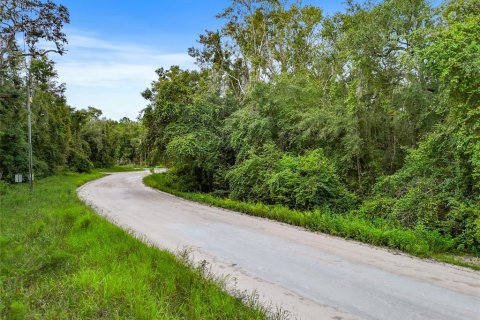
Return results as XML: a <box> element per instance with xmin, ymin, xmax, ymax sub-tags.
<box><xmin>78</xmin><ymin>171</ymin><xmax>480</xmax><ymax>320</ymax></box>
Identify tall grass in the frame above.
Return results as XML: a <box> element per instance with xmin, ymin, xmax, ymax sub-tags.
<box><xmin>0</xmin><ymin>173</ymin><xmax>267</xmax><ymax>319</ymax></box>
<box><xmin>144</xmin><ymin>173</ymin><xmax>479</xmax><ymax>270</ymax></box>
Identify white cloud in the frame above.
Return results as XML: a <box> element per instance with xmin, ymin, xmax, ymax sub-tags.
<box><xmin>52</xmin><ymin>30</ymin><xmax>196</xmax><ymax>120</ymax></box>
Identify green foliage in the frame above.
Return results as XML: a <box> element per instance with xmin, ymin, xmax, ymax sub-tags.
<box><xmin>142</xmin><ymin>66</ymin><xmax>238</xmax><ymax>191</ymax></box>
<box><xmin>141</xmin><ymin>66</ymin><xmax>207</xmax><ymax>164</ymax></box>
<box><xmin>1</xmin><ymin>5</ymin><xmax>145</xmax><ymax>181</ymax></box>
<box><xmin>226</xmin><ymin>145</ymin><xmax>356</xmax><ymax>211</ymax></box>
<box><xmin>361</xmin><ymin>0</ymin><xmax>480</xmax><ymax>253</ymax></box>
<box><xmin>267</xmin><ymin>149</ymin><xmax>356</xmax><ymax>211</ymax></box>
<box><xmin>369</xmin><ymin>130</ymin><xmax>480</xmax><ymax>253</ymax></box>
<box><xmin>1</xmin><ymin>57</ymin><xmax>145</xmax><ymax>180</ymax></box>
<box><xmin>0</xmin><ymin>124</ymin><xmax>29</xmax><ymax>181</ymax></box>
<box><xmin>140</xmin><ymin>0</ymin><xmax>480</xmax><ymax>254</ymax></box>
<box><xmin>217</xmin><ymin>0</ymin><xmax>322</xmax><ymax>80</ymax></box>
<box><xmin>67</xmin><ymin>148</ymin><xmax>94</xmax><ymax>173</ymax></box>
<box><xmin>0</xmin><ymin>173</ymin><xmax>267</xmax><ymax>319</ymax></box>
<box><xmin>165</xmin><ymin>129</ymin><xmax>222</xmax><ymax>191</ymax></box>
<box><xmin>225</xmin><ymin>144</ymin><xmax>278</xmax><ymax>202</ymax></box>
<box><xmin>421</xmin><ymin>1</ymin><xmax>480</xmax><ymax>100</ymax></box>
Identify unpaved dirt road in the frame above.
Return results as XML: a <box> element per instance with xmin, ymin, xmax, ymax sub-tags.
<box><xmin>78</xmin><ymin>171</ymin><xmax>480</xmax><ymax>320</ymax></box>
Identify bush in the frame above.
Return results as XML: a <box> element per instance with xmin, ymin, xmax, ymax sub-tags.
<box><xmin>226</xmin><ymin>144</ymin><xmax>281</xmax><ymax>203</ymax></box>
<box><xmin>267</xmin><ymin>149</ymin><xmax>356</xmax><ymax>211</ymax></box>
<box><xmin>68</xmin><ymin>149</ymin><xmax>93</xmax><ymax>173</ymax></box>
<box><xmin>445</xmin><ymin>203</ymin><xmax>480</xmax><ymax>253</ymax></box>
<box><xmin>370</xmin><ymin>131</ymin><xmax>480</xmax><ymax>253</ymax></box>
<box><xmin>227</xmin><ymin>147</ymin><xmax>356</xmax><ymax>212</ymax></box>
<box><xmin>357</xmin><ymin>196</ymin><xmax>396</xmax><ymax>220</ymax></box>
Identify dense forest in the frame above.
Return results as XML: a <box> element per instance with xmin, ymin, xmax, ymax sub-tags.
<box><xmin>141</xmin><ymin>0</ymin><xmax>479</xmax><ymax>253</ymax></box>
<box><xmin>1</xmin><ymin>0</ymin><xmax>478</xmax><ymax>253</ymax></box>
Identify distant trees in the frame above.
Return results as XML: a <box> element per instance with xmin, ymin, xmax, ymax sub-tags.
<box><xmin>142</xmin><ymin>0</ymin><xmax>480</xmax><ymax>253</ymax></box>
<box><xmin>0</xmin><ymin>0</ymin><xmax>144</xmax><ymax>180</ymax></box>
<box><xmin>72</xmin><ymin>108</ymin><xmax>144</xmax><ymax>170</ymax></box>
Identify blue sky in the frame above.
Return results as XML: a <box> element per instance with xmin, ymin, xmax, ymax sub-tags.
<box><xmin>53</xmin><ymin>1</ymin><xmax>438</xmax><ymax>120</ymax></box>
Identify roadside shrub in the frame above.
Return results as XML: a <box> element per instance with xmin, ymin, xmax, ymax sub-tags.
<box><xmin>227</xmin><ymin>146</ymin><xmax>356</xmax><ymax>212</ymax></box>
<box><xmin>372</xmin><ymin>131</ymin><xmax>480</xmax><ymax>254</ymax></box>
<box><xmin>226</xmin><ymin>144</ymin><xmax>281</xmax><ymax>203</ymax></box>
<box><xmin>164</xmin><ymin>166</ymin><xmax>200</xmax><ymax>191</ymax></box>
<box><xmin>164</xmin><ymin>128</ymin><xmax>223</xmax><ymax>192</ymax></box>
<box><xmin>445</xmin><ymin>203</ymin><xmax>480</xmax><ymax>253</ymax></box>
<box><xmin>391</xmin><ymin>183</ymin><xmax>444</xmax><ymax>228</ymax></box>
<box><xmin>267</xmin><ymin>149</ymin><xmax>356</xmax><ymax>212</ymax></box>
<box><xmin>413</xmin><ymin>224</ymin><xmax>454</xmax><ymax>254</ymax></box>
<box><xmin>68</xmin><ymin>149</ymin><xmax>93</xmax><ymax>173</ymax></box>
<box><xmin>357</xmin><ymin>196</ymin><xmax>396</xmax><ymax>220</ymax></box>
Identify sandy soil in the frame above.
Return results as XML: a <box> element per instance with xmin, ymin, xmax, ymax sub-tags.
<box><xmin>78</xmin><ymin>171</ymin><xmax>480</xmax><ymax>320</ymax></box>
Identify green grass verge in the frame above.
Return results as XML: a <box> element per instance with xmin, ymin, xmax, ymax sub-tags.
<box><xmin>433</xmin><ymin>254</ymin><xmax>480</xmax><ymax>271</ymax></box>
<box><xmin>0</xmin><ymin>174</ymin><xmax>267</xmax><ymax>319</ymax></box>
<box><xmin>144</xmin><ymin>173</ymin><xmax>480</xmax><ymax>271</ymax></box>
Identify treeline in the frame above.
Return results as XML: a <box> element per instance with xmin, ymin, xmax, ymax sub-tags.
<box><xmin>0</xmin><ymin>70</ymin><xmax>145</xmax><ymax>180</ymax></box>
<box><xmin>142</xmin><ymin>0</ymin><xmax>479</xmax><ymax>253</ymax></box>
<box><xmin>0</xmin><ymin>1</ymin><xmax>145</xmax><ymax>181</ymax></box>
<box><xmin>0</xmin><ymin>70</ymin><xmax>144</xmax><ymax>179</ymax></box>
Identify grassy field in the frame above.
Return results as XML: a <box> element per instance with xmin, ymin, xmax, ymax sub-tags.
<box><xmin>144</xmin><ymin>173</ymin><xmax>480</xmax><ymax>270</ymax></box>
<box><xmin>0</xmin><ymin>173</ymin><xmax>267</xmax><ymax>319</ymax></box>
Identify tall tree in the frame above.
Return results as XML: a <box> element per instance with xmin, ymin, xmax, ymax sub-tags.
<box><xmin>0</xmin><ymin>0</ymin><xmax>69</xmax><ymax>81</ymax></box>
<box><xmin>0</xmin><ymin>0</ymin><xmax>69</xmax><ymax>180</ymax></box>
